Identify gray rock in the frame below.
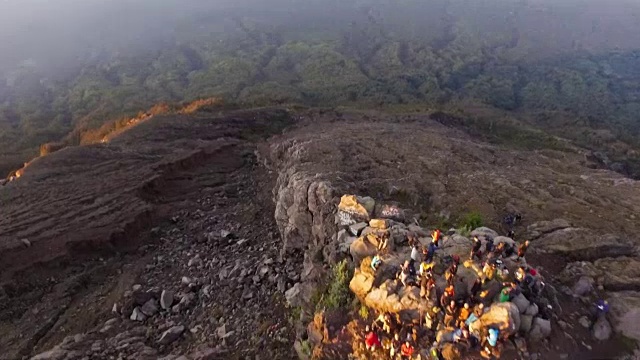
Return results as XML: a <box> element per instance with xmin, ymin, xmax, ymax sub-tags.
<box><xmin>525</xmin><ymin>303</ymin><xmax>539</xmax><ymax>316</ymax></box>
<box><xmin>160</xmin><ymin>290</ymin><xmax>174</xmax><ymax>310</ymax></box>
<box><xmin>158</xmin><ymin>325</ymin><xmax>185</xmax><ymax>345</ymax></box>
<box><xmin>528</xmin><ymin>317</ymin><xmax>551</xmax><ymax>341</ymax></box>
<box><xmin>130</xmin><ymin>307</ymin><xmax>146</xmax><ymax>322</ymax></box>
<box><xmin>573</xmin><ymin>276</ymin><xmax>594</xmax><ymax>297</ymax></box>
<box><xmin>348</xmin><ymin>222</ymin><xmax>368</xmax><ymax>236</ymax></box>
<box><xmin>178</xmin><ymin>293</ymin><xmax>196</xmax><ymax>310</ymax></box>
<box><xmin>188</xmin><ymin>254</ymin><xmax>202</xmax><ymax>267</ymax></box>
<box><xmin>132</xmin><ymin>284</ymin><xmax>142</xmax><ymax>291</ymax></box>
<box><xmin>520</xmin><ymin>314</ymin><xmax>534</xmax><ymax>333</ymax></box>
<box><xmin>30</xmin><ymin>347</ymin><xmax>67</xmax><ymax>360</ymax></box>
<box><xmin>220</xmin><ymin>230</ymin><xmax>233</xmax><ymax>239</ymax></box>
<box><xmin>579</xmin><ymin>316</ymin><xmax>591</xmax><ymax>328</ymax></box>
<box><xmin>470</xmin><ymin>227</ymin><xmax>499</xmax><ymax>240</ymax></box>
<box><xmin>20</xmin><ymin>238</ymin><xmax>31</xmax><ymax>247</ymax></box>
<box><xmin>512</xmin><ymin>293</ymin><xmax>531</xmax><ymax>314</ymax></box>
<box><xmin>141</xmin><ymin>299</ymin><xmax>159</xmax><ymax>317</ymax></box>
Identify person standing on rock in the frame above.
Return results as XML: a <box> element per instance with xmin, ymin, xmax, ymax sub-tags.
<box><xmin>485</xmin><ymin>236</ymin><xmax>495</xmax><ymax>254</ymax></box>
<box><xmin>411</xmin><ymin>243</ymin><xmax>422</xmax><ymax>263</ymax></box>
<box><xmin>457</xmin><ymin>303</ymin><xmax>471</xmax><ymax>327</ymax></box>
<box><xmin>426</xmin><ymin>241</ymin><xmax>437</xmax><ymax>263</ymax></box>
<box><xmin>389</xmin><ymin>332</ymin><xmax>402</xmax><ymax>359</ymax></box>
<box><xmin>470</xmin><ymin>236</ymin><xmax>482</xmax><ymax>260</ymax></box>
<box><xmin>365</xmin><ymin>325</ymin><xmax>381</xmax><ymax>352</ymax></box>
<box><xmin>470</xmin><ymin>278</ymin><xmax>482</xmax><ymax>301</ymax></box>
<box><xmin>431</xmin><ymin>229</ymin><xmax>442</xmax><ymax>247</ymax></box>
<box><xmin>400</xmin><ymin>340</ymin><xmax>415</xmax><ymax>359</ymax></box>
<box><xmin>444</xmin><ymin>300</ymin><xmax>458</xmax><ymax>328</ymax></box>
<box><xmin>517</xmin><ymin>240</ymin><xmax>531</xmax><ymax>259</ymax></box>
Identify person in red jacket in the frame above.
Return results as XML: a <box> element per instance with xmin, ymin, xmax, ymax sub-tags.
<box><xmin>365</xmin><ymin>325</ymin><xmax>381</xmax><ymax>351</ymax></box>
<box><xmin>401</xmin><ymin>341</ymin><xmax>415</xmax><ymax>359</ymax></box>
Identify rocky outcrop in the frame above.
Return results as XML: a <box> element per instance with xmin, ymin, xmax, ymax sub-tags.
<box><xmin>607</xmin><ymin>291</ymin><xmax>640</xmax><ymax>342</ymax></box>
<box><xmin>530</xmin><ymin>224</ymin><xmax>636</xmax><ymax>261</ymax></box>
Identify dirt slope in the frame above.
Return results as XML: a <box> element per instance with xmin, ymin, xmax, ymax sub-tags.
<box><xmin>0</xmin><ymin>107</ymin><xmax>638</xmax><ymax>359</ymax></box>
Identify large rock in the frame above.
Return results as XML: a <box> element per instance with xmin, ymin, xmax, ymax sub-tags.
<box><xmin>519</xmin><ymin>314</ymin><xmax>533</xmax><ymax>333</ymax></box>
<box><xmin>375</xmin><ymin>204</ymin><xmax>405</xmax><ymax>222</ymax></box>
<box><xmin>337</xmin><ymin>195</ymin><xmax>373</xmax><ymax>225</ymax></box>
<box><xmin>533</xmin><ymin>228</ymin><xmax>634</xmax><ymax>261</ymax></box>
<box><xmin>473</xmin><ymin>302</ymin><xmax>520</xmax><ymax>336</ymax></box>
<box><xmin>141</xmin><ymin>299</ymin><xmax>159</xmax><ymax>317</ymax></box>
<box><xmin>470</xmin><ymin>227</ymin><xmax>499</xmax><ymax>240</ymax></box>
<box><xmin>285</xmin><ymin>282</ymin><xmax>315</xmax><ymax>308</ymax></box>
<box><xmin>572</xmin><ymin>276</ymin><xmax>595</xmax><ymax>296</ymax></box>
<box><xmin>440</xmin><ymin>343</ymin><xmax>462</xmax><ymax>360</ymax></box>
<box><xmin>159</xmin><ymin>325</ymin><xmax>185</xmax><ymax>345</ymax></box>
<box><xmin>593</xmin><ymin>257</ymin><xmax>640</xmax><ymax>291</ymax></box>
<box><xmin>512</xmin><ymin>293</ymin><xmax>531</xmax><ymax>314</ymax></box>
<box><xmin>608</xmin><ymin>291</ymin><xmax>640</xmax><ymax>341</ymax></box>
<box><xmin>349</xmin><ymin>270</ymin><xmax>374</xmax><ymax>300</ymax></box>
<box><xmin>349</xmin><ymin>234</ymin><xmax>381</xmax><ymax>265</ymax></box>
<box><xmin>440</xmin><ymin>234</ymin><xmax>472</xmax><ymax>258</ymax></box>
<box><xmin>528</xmin><ymin>318</ymin><xmax>551</xmax><ymax>341</ymax></box>
<box><xmin>362</xmin><ymin>284</ymin><xmax>430</xmax><ymax>323</ymax></box>
<box><xmin>592</xmin><ymin>316</ymin><xmax>612</xmax><ymax>340</ymax></box>
<box><xmin>160</xmin><ymin>290</ymin><xmax>174</xmax><ymax>310</ymax></box>
<box><xmin>348</xmin><ymin>223</ymin><xmax>368</xmax><ymax>236</ymax></box>
<box><xmin>493</xmin><ymin>236</ymin><xmax>516</xmax><ymax>247</ymax></box>
<box><xmin>526</xmin><ymin>219</ymin><xmax>571</xmax><ymax>240</ymax></box>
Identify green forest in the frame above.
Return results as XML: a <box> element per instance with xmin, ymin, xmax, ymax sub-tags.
<box><xmin>2</xmin><ymin>0</ymin><xmax>640</xmax><ymax>176</ymax></box>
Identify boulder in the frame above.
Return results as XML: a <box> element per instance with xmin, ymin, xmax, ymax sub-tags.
<box><xmin>349</xmin><ymin>235</ymin><xmax>380</xmax><ymax>265</ymax></box>
<box><xmin>528</xmin><ymin>318</ymin><xmax>551</xmax><ymax>341</ymax></box>
<box><xmin>593</xmin><ymin>257</ymin><xmax>640</xmax><ymax>291</ymax></box>
<box><xmin>363</xmin><ymin>285</ymin><xmax>430</xmax><ymax>323</ymax></box>
<box><xmin>533</xmin><ymin>228</ymin><xmax>634</xmax><ymax>261</ymax></box>
<box><xmin>337</xmin><ymin>195</ymin><xmax>373</xmax><ymax>225</ymax></box>
<box><xmin>285</xmin><ymin>282</ymin><xmax>315</xmax><ymax>308</ymax></box>
<box><xmin>159</xmin><ymin>325</ymin><xmax>185</xmax><ymax>345</ymax></box>
<box><xmin>30</xmin><ymin>348</ymin><xmax>67</xmax><ymax>360</ymax></box>
<box><xmin>525</xmin><ymin>303</ymin><xmax>539</xmax><ymax>316</ymax></box>
<box><xmin>608</xmin><ymin>291</ymin><xmax>640</xmax><ymax>341</ymax></box>
<box><xmin>160</xmin><ymin>290</ymin><xmax>174</xmax><ymax>310</ymax></box>
<box><xmin>141</xmin><ymin>299</ymin><xmax>159</xmax><ymax>317</ymax></box>
<box><xmin>474</xmin><ymin>302</ymin><xmax>520</xmax><ymax>336</ymax></box>
<box><xmin>407</xmin><ymin>224</ymin><xmax>429</xmax><ymax>237</ymax></box>
<box><xmin>572</xmin><ymin>276</ymin><xmax>595</xmax><ymax>296</ymax></box>
<box><xmin>470</xmin><ymin>227</ymin><xmax>499</xmax><ymax>240</ymax></box>
<box><xmin>512</xmin><ymin>293</ymin><xmax>531</xmax><ymax>314</ymax></box>
<box><xmin>519</xmin><ymin>314</ymin><xmax>533</xmax><ymax>333</ymax></box>
<box><xmin>369</xmin><ymin>219</ymin><xmax>389</xmax><ymax>230</ymax></box>
<box><xmin>436</xmin><ymin>329</ymin><xmax>455</xmax><ymax>343</ymax></box>
<box><xmin>349</xmin><ymin>270</ymin><xmax>374</xmax><ymax>300</ymax></box>
<box><xmin>440</xmin><ymin>234</ymin><xmax>472</xmax><ymax>258</ymax></box>
<box><xmin>376</xmin><ymin>204</ymin><xmax>405</xmax><ymax>222</ymax></box>
<box><xmin>493</xmin><ymin>236</ymin><xmax>516</xmax><ymax>247</ymax></box>
<box><xmin>592</xmin><ymin>316</ymin><xmax>612</xmax><ymax>341</ymax></box>
<box><xmin>526</xmin><ymin>219</ymin><xmax>571</xmax><ymax>240</ymax></box>
<box><xmin>348</xmin><ymin>223</ymin><xmax>368</xmax><ymax>236</ymax></box>
<box><xmin>130</xmin><ymin>307</ymin><xmax>146</xmax><ymax>322</ymax></box>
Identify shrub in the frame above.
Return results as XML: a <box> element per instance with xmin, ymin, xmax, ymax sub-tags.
<box><xmin>358</xmin><ymin>305</ymin><xmax>370</xmax><ymax>320</ymax></box>
<box><xmin>460</xmin><ymin>211</ymin><xmax>483</xmax><ymax>230</ymax></box>
<box><xmin>316</xmin><ymin>259</ymin><xmax>353</xmax><ymax>311</ymax></box>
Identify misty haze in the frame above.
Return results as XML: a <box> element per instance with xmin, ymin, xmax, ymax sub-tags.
<box><xmin>2</xmin><ymin>0</ymin><xmax>640</xmax><ymax>359</ymax></box>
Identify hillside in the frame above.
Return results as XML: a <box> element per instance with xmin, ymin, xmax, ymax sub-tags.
<box><xmin>1</xmin><ymin>107</ymin><xmax>639</xmax><ymax>359</ymax></box>
<box><xmin>3</xmin><ymin>0</ymin><xmax>640</xmax><ymax>178</ymax></box>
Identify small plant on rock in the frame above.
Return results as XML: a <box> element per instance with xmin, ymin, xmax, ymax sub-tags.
<box><xmin>316</xmin><ymin>259</ymin><xmax>353</xmax><ymax>311</ymax></box>
<box><xmin>459</xmin><ymin>211</ymin><xmax>483</xmax><ymax>234</ymax></box>
<box><xmin>358</xmin><ymin>305</ymin><xmax>370</xmax><ymax>320</ymax></box>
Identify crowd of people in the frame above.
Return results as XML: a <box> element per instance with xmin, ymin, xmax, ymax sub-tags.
<box><xmin>362</xmin><ymin>217</ymin><xmax>544</xmax><ymax>359</ymax></box>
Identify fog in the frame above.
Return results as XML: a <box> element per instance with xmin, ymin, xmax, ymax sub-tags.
<box><xmin>1</xmin><ymin>0</ymin><xmax>638</xmax><ymax>74</ymax></box>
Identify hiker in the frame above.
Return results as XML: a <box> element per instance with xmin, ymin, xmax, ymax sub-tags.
<box><xmin>517</xmin><ymin>240</ymin><xmax>531</xmax><ymax>259</ymax></box>
<box><xmin>375</xmin><ymin>312</ymin><xmax>393</xmax><ymax>334</ymax></box>
<box><xmin>485</xmin><ymin>236</ymin><xmax>495</xmax><ymax>254</ymax></box>
<box><xmin>470</xmin><ymin>278</ymin><xmax>482</xmax><ymax>300</ymax></box>
<box><xmin>411</xmin><ymin>243</ymin><xmax>422</xmax><ymax>263</ymax></box>
<box><xmin>431</xmin><ymin>229</ymin><xmax>442</xmax><ymax>247</ymax></box>
<box><xmin>470</xmin><ymin>236</ymin><xmax>482</xmax><ymax>260</ymax></box>
<box><xmin>498</xmin><ymin>287</ymin><xmax>512</xmax><ymax>302</ymax></box>
<box><xmin>378</xmin><ymin>234</ymin><xmax>390</xmax><ymax>253</ymax></box>
<box><xmin>444</xmin><ymin>300</ymin><xmax>458</xmax><ymax>327</ymax></box>
<box><xmin>400</xmin><ymin>341</ymin><xmax>415</xmax><ymax>359</ymax></box>
<box><xmin>494</xmin><ymin>242</ymin><xmax>506</xmax><ymax>257</ymax></box>
<box><xmin>371</xmin><ymin>255</ymin><xmax>383</xmax><ymax>271</ymax></box>
<box><xmin>504</xmin><ymin>241</ymin><xmax>516</xmax><ymax>257</ymax></box>
<box><xmin>389</xmin><ymin>333</ymin><xmax>402</xmax><ymax>359</ymax></box>
<box><xmin>420</xmin><ymin>275</ymin><xmax>436</xmax><ymax>300</ymax></box>
<box><xmin>480</xmin><ymin>328</ymin><xmax>501</xmax><ymax>359</ymax></box>
<box><xmin>365</xmin><ymin>325</ymin><xmax>381</xmax><ymax>351</ymax></box>
<box><xmin>473</xmin><ymin>303</ymin><xmax>485</xmax><ymax>318</ymax></box>
<box><xmin>457</xmin><ymin>303</ymin><xmax>471</xmax><ymax>327</ymax></box>
<box><xmin>425</xmin><ymin>306</ymin><xmax>442</xmax><ymax>331</ymax></box>
<box><xmin>420</xmin><ymin>260</ymin><xmax>435</xmax><ymax>277</ymax></box>
<box><xmin>591</xmin><ymin>299</ymin><xmax>610</xmax><ymax>321</ymax></box>
<box><xmin>426</xmin><ymin>242</ymin><xmax>437</xmax><ymax>263</ymax></box>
